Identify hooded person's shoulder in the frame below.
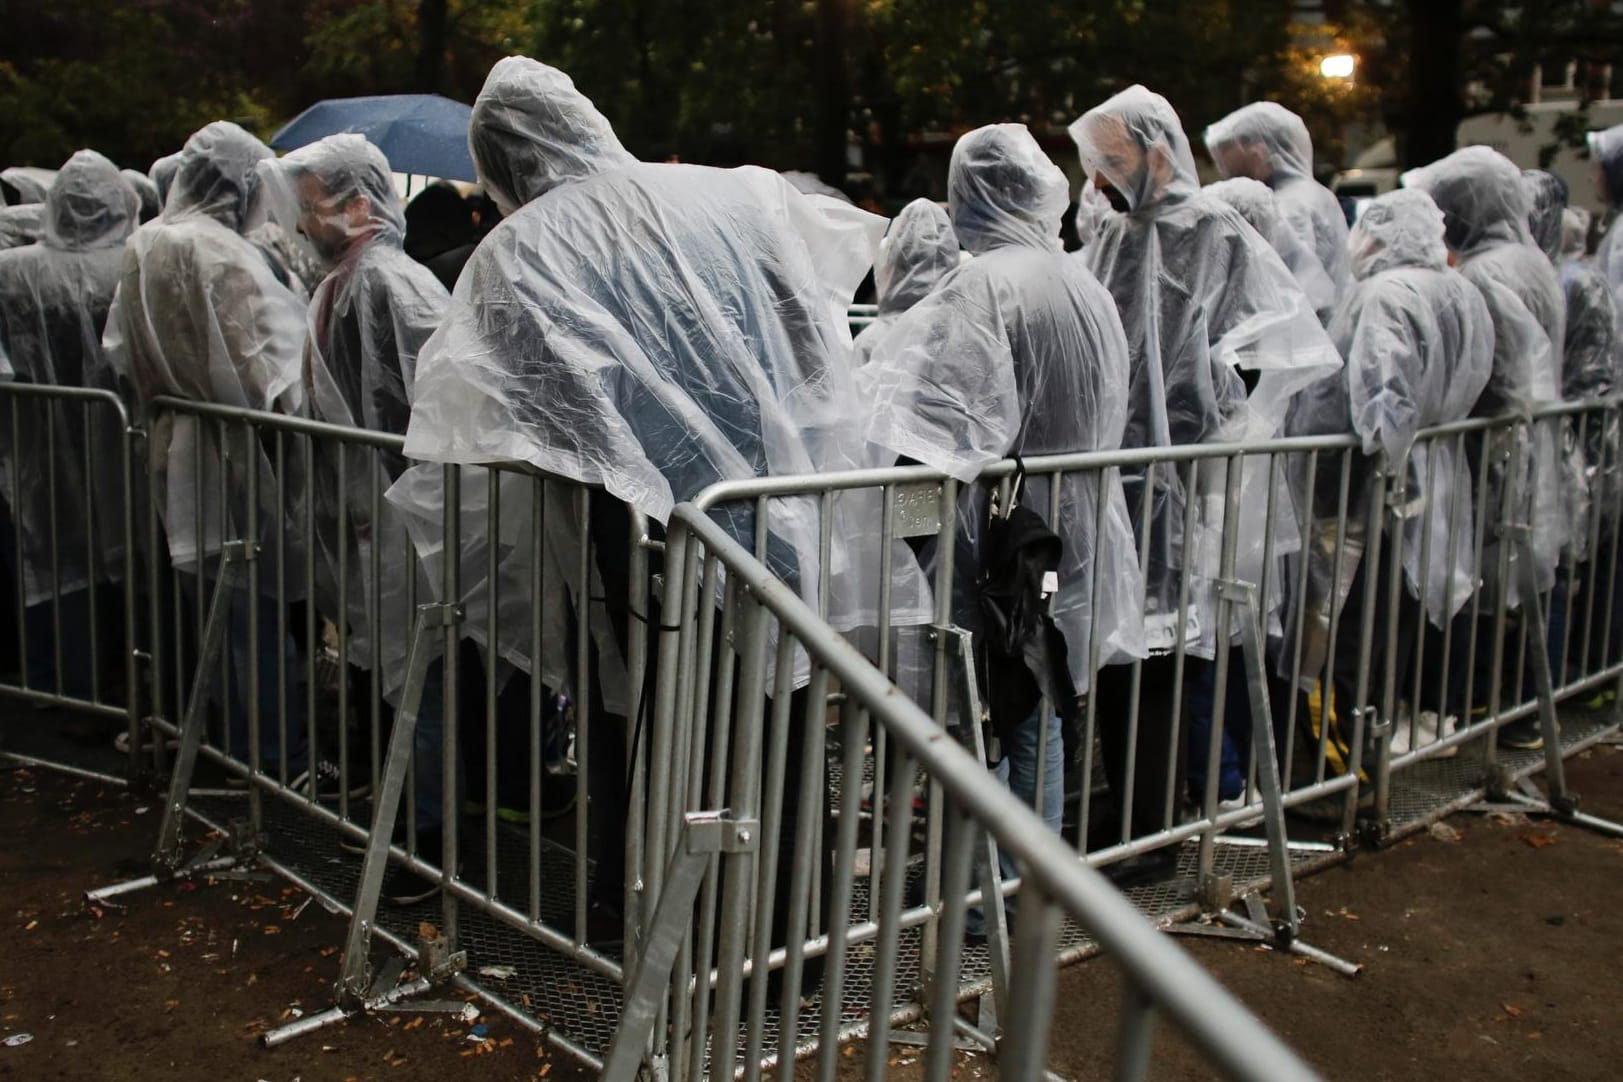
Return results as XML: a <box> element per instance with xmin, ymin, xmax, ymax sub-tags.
<box><xmin>351</xmin><ymin>241</ymin><xmax>451</xmax><ymax>307</ymax></box>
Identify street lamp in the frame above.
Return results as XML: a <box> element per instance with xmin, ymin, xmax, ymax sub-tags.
<box><xmin>1320</xmin><ymin>53</ymin><xmax>1356</xmax><ymax>79</ymax></box>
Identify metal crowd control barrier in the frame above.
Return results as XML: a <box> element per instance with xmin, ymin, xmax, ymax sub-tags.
<box><xmin>607</xmin><ymin>502</ymin><xmax>1322</xmax><ymax>1082</ymax></box>
<box><xmin>680</xmin><ymin>437</ymin><xmax>1373</xmax><ymax>963</ymax></box>
<box><xmin>12</xmin><ymin>384</ymin><xmax>1612</xmax><ymax>1077</ymax></box>
<box><xmin>1367</xmin><ymin>401</ymin><xmax>1623</xmax><ymax>841</ymax></box>
<box><xmin>82</xmin><ymin>396</ymin><xmax>653</xmax><ymax>1064</ymax></box>
<box><xmin>0</xmin><ymin>381</ymin><xmax>141</xmax><ymax>781</ymax></box>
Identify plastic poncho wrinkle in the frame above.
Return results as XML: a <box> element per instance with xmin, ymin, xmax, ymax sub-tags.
<box><xmin>1206</xmin><ymin>177</ymin><xmax>1336</xmax><ymax>317</ymax></box>
<box><xmin>0</xmin><ymin>152</ymin><xmax>139</xmax><ymax>602</ymax></box>
<box><xmin>1204</xmin><ymin>101</ymin><xmax>1352</xmax><ymax>298</ymax></box>
<box><xmin>1</xmin><ymin>167</ymin><xmax>55</xmax><ymax>205</ymax></box>
<box><xmin>1402</xmin><ymin>146</ymin><xmax>1535</xmax><ymax>257</ymax></box>
<box><xmin>853</xmin><ymin>197</ymin><xmax>957</xmax><ymax>364</ymax></box>
<box><xmin>43</xmin><ymin>151</ymin><xmax>138</xmax><ymax>252</ymax></box>
<box><xmin>469</xmin><ymin>56</ymin><xmax>636</xmax><ymax>215</ymax></box>
<box><xmin>1069</xmin><ymin>86</ymin><xmax>1200</xmax><ymax>214</ymax></box>
<box><xmin>267</xmin><ymin>134</ymin><xmax>407</xmax><ymax>267</ymax></box>
<box><xmin>165</xmin><ymin>122</ymin><xmax>274</xmax><ymax>233</ymax></box>
<box><xmin>1076</xmin><ymin>90</ymin><xmax>1341</xmax><ymax>655</ymax></box>
<box><xmin>860</xmin><ymin>127</ymin><xmax>1146</xmax><ymax>685</ymax></box>
<box><xmin>122</xmin><ymin>169</ymin><xmax>161</xmax><ymax>223</ymax></box>
<box><xmin>402</xmin><ymin>58</ymin><xmax>929</xmax><ymax>691</ymax></box>
<box><xmin>106</xmin><ymin>121</ymin><xmax>309</xmax><ymax>581</ymax></box>
<box><xmin>948</xmin><ymin>124</ymin><xmax>1067</xmax><ymax>253</ymax></box>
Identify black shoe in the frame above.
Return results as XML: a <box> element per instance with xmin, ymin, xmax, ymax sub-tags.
<box><xmin>1101</xmin><ymin>850</ymin><xmax>1179</xmax><ymax>890</ymax></box>
<box><xmin>379</xmin><ymin>828</ymin><xmax>458</xmax><ymax>906</ymax></box>
<box><xmin>381</xmin><ymin>860</ymin><xmax>443</xmax><ymax>907</ymax></box>
<box><xmin>1496</xmin><ymin>718</ymin><xmax>1545</xmax><ymax>751</ymax></box>
<box><xmin>293</xmin><ymin>758</ymin><xmax>373</xmax><ymax>801</ymax></box>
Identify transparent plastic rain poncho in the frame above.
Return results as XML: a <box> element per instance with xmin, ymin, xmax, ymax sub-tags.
<box><xmin>1071</xmin><ymin>177</ymin><xmax>1115</xmax><ymax>248</ymax></box>
<box><xmin>1526</xmin><ymin>169</ymin><xmax>1623</xmax><ymax>540</ymax></box>
<box><xmin>1070</xmin><ymin>85</ymin><xmax>1341</xmax><ymax>656</ymax></box>
<box><xmin>851</xmin><ymin>198</ymin><xmax>958</xmax><ymax>364</ymax></box>
<box><xmin>1403</xmin><ymin>146</ymin><xmax>1567</xmax><ymax>602</ymax></box>
<box><xmin>1204</xmin><ymin>101</ymin><xmax>1352</xmax><ymax>300</ymax></box>
<box><xmin>398</xmin><ymin>57</ymin><xmax>932</xmax><ymax>687</ymax></box>
<box><xmin>1561</xmin><ymin>207</ymin><xmax>1591</xmax><ymax>265</ymax></box>
<box><xmin>105</xmin><ymin>121</ymin><xmax>308</xmax><ymax>582</ymax></box>
<box><xmin>149</xmin><ymin>152</ymin><xmax>183</xmax><ymax>208</ymax></box>
<box><xmin>260</xmin><ymin>133</ymin><xmax>452</xmax><ymax>697</ymax></box>
<box><xmin>1205</xmin><ymin>176</ymin><xmax>1337</xmax><ymax>320</ymax></box>
<box><xmin>1313</xmin><ymin>189</ymin><xmax>1494</xmax><ymax>626</ymax></box>
<box><xmin>1587</xmin><ymin>124</ymin><xmax>1623</xmax><ymax>303</ymax></box>
<box><xmin>0</xmin><ymin>150</ymin><xmax>137</xmax><ymax>603</ymax></box>
<box><xmin>859</xmin><ymin>123</ymin><xmax>1144</xmax><ymax>688</ymax></box>
<box><xmin>0</xmin><ymin>204</ymin><xmax>43</xmax><ymax>250</ymax></box>
<box><xmin>1</xmin><ymin>167</ymin><xmax>55</xmax><ymax>205</ymax></box>
<box><xmin>122</xmin><ymin>169</ymin><xmax>161</xmax><ymax>223</ymax></box>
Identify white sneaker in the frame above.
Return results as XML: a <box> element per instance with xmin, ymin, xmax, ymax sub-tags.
<box><xmin>1393</xmin><ymin>710</ymin><xmax>1457</xmax><ymax>759</ymax></box>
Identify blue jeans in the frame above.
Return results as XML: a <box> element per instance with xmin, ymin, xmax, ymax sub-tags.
<box><xmin>182</xmin><ymin>575</ymin><xmax>307</xmax><ymax>775</ymax></box>
<box><xmin>409</xmin><ymin>657</ymin><xmax>451</xmax><ymax>835</ymax></box>
<box><xmin>967</xmin><ymin>708</ymin><xmax>1063</xmax><ymax>934</ymax></box>
<box><xmin>1185</xmin><ymin>655</ymin><xmax>1249</xmax><ymax>802</ymax></box>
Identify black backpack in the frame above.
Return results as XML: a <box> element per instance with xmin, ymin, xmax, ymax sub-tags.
<box><xmin>976</xmin><ymin>463</ymin><xmax>1080</xmax><ymax>755</ymax></box>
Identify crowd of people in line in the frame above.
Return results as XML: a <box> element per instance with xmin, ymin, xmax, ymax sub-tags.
<box><xmin>3</xmin><ymin>56</ymin><xmax>1623</xmax><ymax>921</ymax></box>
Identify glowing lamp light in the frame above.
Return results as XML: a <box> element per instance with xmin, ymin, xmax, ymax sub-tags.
<box><xmin>1320</xmin><ymin>53</ymin><xmax>1356</xmax><ymax>79</ymax></box>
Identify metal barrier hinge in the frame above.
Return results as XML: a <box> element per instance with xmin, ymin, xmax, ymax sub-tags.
<box><xmin>682</xmin><ymin>811</ymin><xmax>760</xmax><ymax>855</ymax></box>
<box><xmin>930</xmin><ymin>624</ymin><xmax>974</xmax><ymax>657</ymax></box>
<box><xmin>221</xmin><ymin>540</ymin><xmax>261</xmax><ymax>563</ymax></box>
<box><xmin>1216</xmin><ymin>577</ymin><xmax>1258</xmax><ymax>605</ymax></box>
<box><xmin>415</xmin><ymin>601</ymin><xmax>464</xmax><ymax>627</ymax></box>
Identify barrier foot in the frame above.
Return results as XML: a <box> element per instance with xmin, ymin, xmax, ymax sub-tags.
<box><xmin>85</xmin><ymin>853</ymin><xmax>244</xmax><ymax>909</ymax></box>
<box><xmin>262</xmin><ymin>974</ymin><xmax>461</xmax><ymax>1048</ymax></box>
<box><xmin>1474</xmin><ymin>779</ymin><xmax>1623</xmax><ymax>840</ymax></box>
<box><xmin>1170</xmin><ymin>893</ymin><xmax>1363</xmax><ymax>978</ymax></box>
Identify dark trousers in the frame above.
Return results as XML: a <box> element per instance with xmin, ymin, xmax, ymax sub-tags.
<box><xmin>587</xmin><ymin>495</ymin><xmax>832</xmax><ymax>987</ymax></box>
<box><xmin>1093</xmin><ymin>656</ymin><xmax>1186</xmax><ymax>842</ymax></box>
<box><xmin>1334</xmin><ymin>539</ymin><xmax>1419</xmax><ymax>723</ymax></box>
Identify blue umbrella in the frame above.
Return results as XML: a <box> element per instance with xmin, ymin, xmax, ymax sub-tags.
<box><xmin>270</xmin><ymin>94</ymin><xmax>477</xmax><ymax>182</ymax></box>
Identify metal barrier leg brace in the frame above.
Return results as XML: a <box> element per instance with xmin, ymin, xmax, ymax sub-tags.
<box><xmin>599</xmin><ymin>810</ymin><xmax>758</xmax><ymax>1082</ymax></box>
<box><xmin>889</xmin><ymin>625</ymin><xmax>1013</xmax><ymax>1054</ymax></box>
<box><xmin>86</xmin><ymin>542</ymin><xmax>269</xmax><ymax>909</ymax></box>
<box><xmin>1468</xmin><ymin>523</ymin><xmax>1623</xmax><ymax>839</ymax></box>
<box><xmin>262</xmin><ymin>602</ymin><xmax>468</xmax><ymax>1045</ymax></box>
<box><xmin>1171</xmin><ymin>580</ymin><xmax>1362</xmax><ymax>977</ymax></box>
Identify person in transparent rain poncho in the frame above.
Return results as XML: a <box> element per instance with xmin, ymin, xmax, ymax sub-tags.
<box><xmin>0</xmin><ymin>204</ymin><xmax>44</xmax><ymax>251</ymax></box>
<box><xmin>122</xmin><ymin>169</ymin><xmax>161</xmax><ymax>224</ymax></box>
<box><xmin>0</xmin><ymin>150</ymin><xmax>139</xmax><ymax>698</ymax></box>
<box><xmin>851</xmin><ymin>197</ymin><xmax>958</xmax><ymax>364</ymax></box>
<box><xmin>104</xmin><ymin>120</ymin><xmax>314</xmax><ymax>782</ymax></box>
<box><xmin>1286</xmin><ymin>188</ymin><xmax>1493</xmax><ymax>760</ymax></box>
<box><xmin>396</xmin><ymin>56</ymin><xmax>932</xmax><ymax>947</ymax></box>
<box><xmin>1561</xmin><ymin>206</ymin><xmax>1593</xmax><ymax>269</ymax></box>
<box><xmin>1402</xmin><ymin>146</ymin><xmax>1566</xmax><ymax>747</ymax></box>
<box><xmin>1</xmin><ymin>166</ymin><xmax>55</xmax><ymax>206</ymax></box>
<box><xmin>860</xmin><ymin>122</ymin><xmax>1145</xmax><ymax>897</ymax></box>
<box><xmin>1525</xmin><ymin>168</ymin><xmax>1623</xmax><ymax>702</ymax></box>
<box><xmin>262</xmin><ymin>133</ymin><xmax>460</xmax><ymax>898</ymax></box>
<box><xmin>1070</xmin><ymin>176</ymin><xmax>1116</xmax><ymax>249</ymax></box>
<box><xmin>1070</xmin><ymin>86</ymin><xmax>1340</xmax><ymax>837</ymax></box>
<box><xmin>149</xmin><ymin>151</ymin><xmax>183</xmax><ymax>209</ymax></box>
<box><xmin>1587</xmin><ymin>123</ymin><xmax>1623</xmax><ymax>305</ymax></box>
<box><xmin>1205</xmin><ymin>176</ymin><xmax>1337</xmax><ymax>323</ymax></box>
<box><xmin>1205</xmin><ymin>101</ymin><xmax>1352</xmax><ymax>303</ymax></box>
